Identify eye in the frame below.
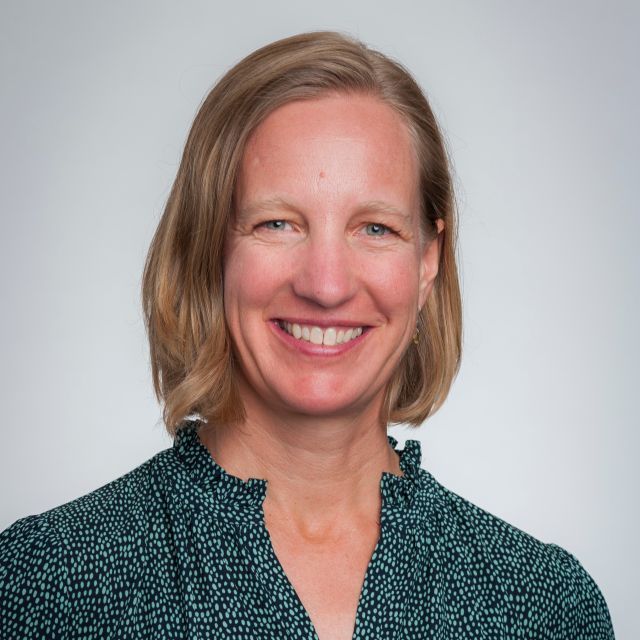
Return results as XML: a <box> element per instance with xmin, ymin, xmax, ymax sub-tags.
<box><xmin>364</xmin><ymin>223</ymin><xmax>394</xmax><ymax>237</ymax></box>
<box><xmin>257</xmin><ymin>220</ymin><xmax>291</xmax><ymax>231</ymax></box>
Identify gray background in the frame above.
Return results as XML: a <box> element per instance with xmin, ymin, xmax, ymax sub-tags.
<box><xmin>1</xmin><ymin>1</ymin><xmax>637</xmax><ymax>636</ymax></box>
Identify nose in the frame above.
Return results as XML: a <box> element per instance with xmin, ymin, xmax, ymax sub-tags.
<box><xmin>291</xmin><ymin>232</ymin><xmax>358</xmax><ymax>308</ymax></box>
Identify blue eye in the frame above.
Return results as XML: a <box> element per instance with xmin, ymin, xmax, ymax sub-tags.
<box><xmin>365</xmin><ymin>223</ymin><xmax>392</xmax><ymax>237</ymax></box>
<box><xmin>260</xmin><ymin>220</ymin><xmax>288</xmax><ymax>231</ymax></box>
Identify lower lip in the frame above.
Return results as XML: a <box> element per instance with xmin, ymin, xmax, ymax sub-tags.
<box><xmin>270</xmin><ymin>321</ymin><xmax>369</xmax><ymax>356</ymax></box>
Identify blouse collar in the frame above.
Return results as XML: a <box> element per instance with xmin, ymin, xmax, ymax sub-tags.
<box><xmin>172</xmin><ymin>421</ymin><xmax>424</xmax><ymax>525</ymax></box>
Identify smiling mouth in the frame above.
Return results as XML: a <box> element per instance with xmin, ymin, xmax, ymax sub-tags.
<box><xmin>275</xmin><ymin>320</ymin><xmax>367</xmax><ymax>346</ymax></box>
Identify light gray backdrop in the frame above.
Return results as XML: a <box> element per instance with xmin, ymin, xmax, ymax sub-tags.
<box><xmin>1</xmin><ymin>1</ymin><xmax>637</xmax><ymax>636</ymax></box>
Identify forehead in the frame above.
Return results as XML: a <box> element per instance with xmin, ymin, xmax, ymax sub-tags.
<box><xmin>236</xmin><ymin>93</ymin><xmax>419</xmax><ymax>213</ymax></box>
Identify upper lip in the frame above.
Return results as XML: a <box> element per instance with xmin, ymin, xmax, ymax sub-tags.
<box><xmin>275</xmin><ymin>317</ymin><xmax>369</xmax><ymax>328</ymax></box>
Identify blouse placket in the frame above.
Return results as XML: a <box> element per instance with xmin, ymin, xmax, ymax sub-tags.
<box><xmin>171</xmin><ymin>425</ymin><xmax>425</xmax><ymax>639</ymax></box>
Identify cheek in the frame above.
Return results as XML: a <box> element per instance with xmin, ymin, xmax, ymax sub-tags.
<box><xmin>223</xmin><ymin>245</ymin><xmax>286</xmax><ymax>318</ymax></box>
<box><xmin>366</xmin><ymin>254</ymin><xmax>421</xmax><ymax>311</ymax></box>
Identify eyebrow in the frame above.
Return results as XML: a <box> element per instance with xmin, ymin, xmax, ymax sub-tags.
<box><xmin>237</xmin><ymin>197</ymin><xmax>411</xmax><ymax>221</ymax></box>
<box><xmin>237</xmin><ymin>197</ymin><xmax>299</xmax><ymax>220</ymax></box>
<box><xmin>356</xmin><ymin>200</ymin><xmax>411</xmax><ymax>220</ymax></box>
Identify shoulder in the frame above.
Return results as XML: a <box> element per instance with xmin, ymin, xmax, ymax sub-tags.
<box><xmin>413</xmin><ymin>469</ymin><xmax>615</xmax><ymax>638</ymax></box>
<box><xmin>0</xmin><ymin>445</ymin><xmax>179</xmax><ymax>638</ymax></box>
<box><xmin>15</xmin><ymin>446</ymin><xmax>179</xmax><ymax>548</ymax></box>
<box><xmin>1</xmin><ymin>444</ymin><xmax>182</xmax><ymax>555</ymax></box>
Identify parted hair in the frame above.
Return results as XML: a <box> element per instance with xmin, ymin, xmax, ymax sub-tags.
<box><xmin>142</xmin><ymin>30</ymin><xmax>462</xmax><ymax>436</ymax></box>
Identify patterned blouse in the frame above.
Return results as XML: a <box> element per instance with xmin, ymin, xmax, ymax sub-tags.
<box><xmin>0</xmin><ymin>421</ymin><xmax>615</xmax><ymax>639</ymax></box>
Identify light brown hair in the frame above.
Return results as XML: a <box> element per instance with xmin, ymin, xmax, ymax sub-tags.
<box><xmin>142</xmin><ymin>31</ymin><xmax>462</xmax><ymax>436</ymax></box>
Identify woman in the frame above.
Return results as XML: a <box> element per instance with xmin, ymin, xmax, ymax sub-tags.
<box><xmin>0</xmin><ymin>31</ymin><xmax>614</xmax><ymax>639</ymax></box>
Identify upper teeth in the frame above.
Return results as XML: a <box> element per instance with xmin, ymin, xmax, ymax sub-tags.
<box><xmin>279</xmin><ymin>322</ymin><xmax>364</xmax><ymax>346</ymax></box>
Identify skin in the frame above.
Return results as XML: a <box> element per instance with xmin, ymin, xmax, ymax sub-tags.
<box><xmin>198</xmin><ymin>93</ymin><xmax>443</xmax><ymax>639</ymax></box>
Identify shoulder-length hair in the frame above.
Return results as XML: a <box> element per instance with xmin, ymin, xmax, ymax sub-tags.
<box><xmin>142</xmin><ymin>30</ymin><xmax>462</xmax><ymax>436</ymax></box>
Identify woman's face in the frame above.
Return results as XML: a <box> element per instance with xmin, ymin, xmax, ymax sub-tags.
<box><xmin>224</xmin><ymin>93</ymin><xmax>442</xmax><ymax>420</ymax></box>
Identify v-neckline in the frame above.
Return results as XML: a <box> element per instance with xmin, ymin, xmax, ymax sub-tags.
<box><xmin>172</xmin><ymin>421</ymin><xmax>425</xmax><ymax>639</ymax></box>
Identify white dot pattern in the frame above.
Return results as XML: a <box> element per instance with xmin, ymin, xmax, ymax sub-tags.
<box><xmin>0</xmin><ymin>421</ymin><xmax>615</xmax><ymax>638</ymax></box>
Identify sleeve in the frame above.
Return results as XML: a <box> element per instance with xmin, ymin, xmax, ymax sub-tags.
<box><xmin>546</xmin><ymin>543</ymin><xmax>616</xmax><ymax>640</ymax></box>
<box><xmin>0</xmin><ymin>514</ymin><xmax>72</xmax><ymax>639</ymax></box>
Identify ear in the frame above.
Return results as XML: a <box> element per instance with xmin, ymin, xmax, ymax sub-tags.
<box><xmin>418</xmin><ymin>219</ymin><xmax>445</xmax><ymax>309</ymax></box>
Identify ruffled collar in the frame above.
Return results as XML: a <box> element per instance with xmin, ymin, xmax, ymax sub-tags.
<box><xmin>172</xmin><ymin>421</ymin><xmax>424</xmax><ymax>526</ymax></box>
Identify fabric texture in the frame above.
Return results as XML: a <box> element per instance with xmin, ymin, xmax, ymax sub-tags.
<box><xmin>0</xmin><ymin>421</ymin><xmax>615</xmax><ymax>639</ymax></box>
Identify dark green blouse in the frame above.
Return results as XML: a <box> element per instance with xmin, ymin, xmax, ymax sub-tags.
<box><xmin>0</xmin><ymin>422</ymin><xmax>615</xmax><ymax>638</ymax></box>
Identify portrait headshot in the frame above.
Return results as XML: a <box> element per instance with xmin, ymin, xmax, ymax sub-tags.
<box><xmin>1</xmin><ymin>2</ymin><xmax>636</xmax><ymax>638</ymax></box>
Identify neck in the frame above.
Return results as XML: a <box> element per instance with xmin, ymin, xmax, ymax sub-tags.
<box><xmin>197</xmin><ymin>392</ymin><xmax>402</xmax><ymax>540</ymax></box>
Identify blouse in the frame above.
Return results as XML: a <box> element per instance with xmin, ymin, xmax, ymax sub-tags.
<box><xmin>0</xmin><ymin>421</ymin><xmax>615</xmax><ymax>639</ymax></box>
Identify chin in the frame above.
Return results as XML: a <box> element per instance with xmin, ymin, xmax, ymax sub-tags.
<box><xmin>270</xmin><ymin>386</ymin><xmax>380</xmax><ymax>419</ymax></box>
